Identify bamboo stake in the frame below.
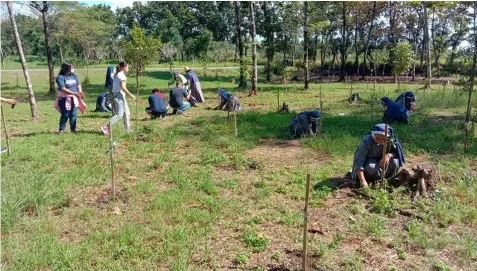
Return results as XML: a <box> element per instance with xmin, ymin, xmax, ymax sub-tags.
<box><xmin>109</xmin><ymin>124</ymin><xmax>115</xmax><ymax>202</ymax></box>
<box><xmin>234</xmin><ymin>111</ymin><xmax>238</xmax><ymax>137</ymax></box>
<box><xmin>380</xmin><ymin>124</ymin><xmax>389</xmax><ymax>187</ymax></box>
<box><xmin>318</xmin><ymin>87</ymin><xmax>323</xmax><ymax>136</ymax></box>
<box><xmin>302</xmin><ymin>173</ymin><xmax>312</xmax><ymax>271</ymax></box>
<box><xmin>1</xmin><ymin>106</ymin><xmax>11</xmax><ymax>156</ymax></box>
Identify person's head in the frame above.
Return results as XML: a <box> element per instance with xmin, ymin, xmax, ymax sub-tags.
<box><xmin>371</xmin><ymin>123</ymin><xmax>392</xmax><ymax>144</ymax></box>
<box><xmin>185</xmin><ymin>66</ymin><xmax>191</xmax><ymax>72</ymax></box>
<box><xmin>152</xmin><ymin>88</ymin><xmax>160</xmax><ymax>94</ymax></box>
<box><xmin>59</xmin><ymin>63</ymin><xmax>72</xmax><ymax>76</ymax></box>
<box><xmin>308</xmin><ymin>110</ymin><xmax>321</xmax><ymax>121</ymax></box>
<box><xmin>115</xmin><ymin>61</ymin><xmax>128</xmax><ymax>77</ymax></box>
<box><xmin>404</xmin><ymin>91</ymin><xmax>416</xmax><ymax>111</ymax></box>
<box><xmin>173</xmin><ymin>72</ymin><xmax>179</xmax><ymax>79</ymax></box>
<box><xmin>176</xmin><ymin>81</ymin><xmax>183</xmax><ymax>88</ymax></box>
<box><xmin>381</xmin><ymin>97</ymin><xmax>390</xmax><ymax>108</ymax></box>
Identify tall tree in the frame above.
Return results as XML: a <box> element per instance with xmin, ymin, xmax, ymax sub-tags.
<box><xmin>250</xmin><ymin>1</ymin><xmax>257</xmax><ymax>96</ymax></box>
<box><xmin>7</xmin><ymin>1</ymin><xmax>39</xmax><ymax>120</ymax></box>
<box><xmin>339</xmin><ymin>1</ymin><xmax>348</xmax><ymax>81</ymax></box>
<box><xmin>28</xmin><ymin>1</ymin><xmax>54</xmax><ymax>94</ymax></box>
<box><xmin>361</xmin><ymin>1</ymin><xmax>378</xmax><ymax>80</ymax></box>
<box><xmin>422</xmin><ymin>1</ymin><xmax>432</xmax><ymax>88</ymax></box>
<box><xmin>235</xmin><ymin>2</ymin><xmax>245</xmax><ymax>87</ymax></box>
<box><xmin>304</xmin><ymin>1</ymin><xmax>309</xmax><ymax>89</ymax></box>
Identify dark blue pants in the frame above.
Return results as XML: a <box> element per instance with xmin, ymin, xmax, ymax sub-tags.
<box><xmin>58</xmin><ymin>97</ymin><xmax>77</xmax><ymax>132</ymax></box>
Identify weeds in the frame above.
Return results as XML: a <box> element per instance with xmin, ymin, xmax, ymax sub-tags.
<box><xmin>241</xmin><ymin>229</ymin><xmax>268</xmax><ymax>253</ymax></box>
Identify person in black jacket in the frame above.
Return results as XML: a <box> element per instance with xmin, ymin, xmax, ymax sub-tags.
<box><xmin>290</xmin><ymin>110</ymin><xmax>321</xmax><ymax>138</ymax></box>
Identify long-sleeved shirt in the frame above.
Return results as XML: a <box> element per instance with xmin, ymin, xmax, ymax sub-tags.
<box><xmin>352</xmin><ymin>134</ymin><xmax>396</xmax><ymax>173</ymax></box>
<box><xmin>290</xmin><ymin>112</ymin><xmax>317</xmax><ymax>135</ymax></box>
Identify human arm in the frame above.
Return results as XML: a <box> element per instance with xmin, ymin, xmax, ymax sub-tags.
<box><xmin>353</xmin><ymin>139</ymin><xmax>369</xmax><ymax>187</ymax></box>
<box><xmin>184</xmin><ymin>89</ymin><xmax>191</xmax><ymax>100</ymax></box>
<box><xmin>0</xmin><ymin>97</ymin><xmax>18</xmax><ymax>105</ymax></box>
<box><xmin>120</xmin><ymin>80</ymin><xmax>136</xmax><ymax>100</ymax></box>
<box><xmin>76</xmin><ymin>75</ymin><xmax>85</xmax><ymax>99</ymax></box>
<box><xmin>56</xmin><ymin>75</ymin><xmax>83</xmax><ymax>97</ymax></box>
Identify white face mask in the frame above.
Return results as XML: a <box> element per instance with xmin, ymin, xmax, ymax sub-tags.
<box><xmin>71</xmin><ymin>69</ymin><xmax>75</xmax><ymax>73</ymax></box>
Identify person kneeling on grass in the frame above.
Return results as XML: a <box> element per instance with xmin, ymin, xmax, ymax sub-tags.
<box><xmin>94</xmin><ymin>92</ymin><xmax>112</xmax><ymax>113</ymax></box>
<box><xmin>289</xmin><ymin>110</ymin><xmax>321</xmax><ymax>138</ymax></box>
<box><xmin>381</xmin><ymin>97</ymin><xmax>410</xmax><ymax>124</ymax></box>
<box><xmin>352</xmin><ymin>123</ymin><xmax>405</xmax><ymax>188</ymax></box>
<box><xmin>169</xmin><ymin>82</ymin><xmax>191</xmax><ymax>115</ymax></box>
<box><xmin>146</xmin><ymin>88</ymin><xmax>169</xmax><ymax>119</ymax></box>
<box><xmin>395</xmin><ymin>91</ymin><xmax>416</xmax><ymax>112</ymax></box>
<box><xmin>214</xmin><ymin>89</ymin><xmax>242</xmax><ymax>111</ymax></box>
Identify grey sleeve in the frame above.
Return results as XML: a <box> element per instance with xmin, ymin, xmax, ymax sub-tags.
<box><xmin>353</xmin><ymin>139</ymin><xmax>369</xmax><ymax>172</ymax></box>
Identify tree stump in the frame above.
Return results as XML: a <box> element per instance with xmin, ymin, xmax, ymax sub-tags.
<box><xmin>348</xmin><ymin>93</ymin><xmax>361</xmax><ymax>104</ymax></box>
<box><xmin>388</xmin><ymin>164</ymin><xmax>436</xmax><ymax>198</ymax></box>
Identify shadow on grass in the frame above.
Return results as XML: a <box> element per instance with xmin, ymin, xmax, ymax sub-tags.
<box><xmin>12</xmin><ymin>129</ymin><xmax>103</xmax><ymax>138</ymax></box>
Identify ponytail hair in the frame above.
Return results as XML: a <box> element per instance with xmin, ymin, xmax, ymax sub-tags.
<box><xmin>114</xmin><ymin>61</ymin><xmax>128</xmax><ymax>78</ymax></box>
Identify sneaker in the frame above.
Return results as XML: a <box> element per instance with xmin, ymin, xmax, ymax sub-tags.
<box><xmin>1</xmin><ymin>147</ymin><xmax>8</xmax><ymax>154</ymax></box>
<box><xmin>176</xmin><ymin>110</ymin><xmax>183</xmax><ymax>115</ymax></box>
<box><xmin>59</xmin><ymin>130</ymin><xmax>65</xmax><ymax>134</ymax></box>
<box><xmin>101</xmin><ymin>125</ymin><xmax>110</xmax><ymax>136</ymax></box>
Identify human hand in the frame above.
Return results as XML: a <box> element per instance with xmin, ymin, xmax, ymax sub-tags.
<box><xmin>130</xmin><ymin>94</ymin><xmax>136</xmax><ymax>100</ymax></box>
<box><xmin>2</xmin><ymin>98</ymin><xmax>18</xmax><ymax>106</ymax></box>
<box><xmin>380</xmin><ymin>153</ymin><xmax>392</xmax><ymax>168</ymax></box>
<box><xmin>78</xmin><ymin>92</ymin><xmax>85</xmax><ymax>99</ymax></box>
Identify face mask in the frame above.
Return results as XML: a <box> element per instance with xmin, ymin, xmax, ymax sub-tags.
<box><xmin>71</xmin><ymin>69</ymin><xmax>75</xmax><ymax>73</ymax></box>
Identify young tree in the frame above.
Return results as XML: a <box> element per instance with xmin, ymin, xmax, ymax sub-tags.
<box><xmin>464</xmin><ymin>3</ymin><xmax>477</xmax><ymax>152</ymax></box>
<box><xmin>370</xmin><ymin>48</ymin><xmax>388</xmax><ymax>77</ymax></box>
<box><xmin>7</xmin><ymin>1</ymin><xmax>39</xmax><ymax>120</ymax></box>
<box><xmin>422</xmin><ymin>1</ymin><xmax>432</xmax><ymax>88</ymax></box>
<box><xmin>124</xmin><ymin>24</ymin><xmax>161</xmax><ymax>131</ymax></box>
<box><xmin>339</xmin><ymin>1</ymin><xmax>348</xmax><ymax>81</ymax></box>
<box><xmin>235</xmin><ymin>2</ymin><xmax>245</xmax><ymax>88</ymax></box>
<box><xmin>160</xmin><ymin>43</ymin><xmax>177</xmax><ymax>73</ymax></box>
<box><xmin>392</xmin><ymin>42</ymin><xmax>413</xmax><ymax>90</ymax></box>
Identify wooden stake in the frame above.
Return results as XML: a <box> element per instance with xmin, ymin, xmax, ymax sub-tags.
<box><xmin>1</xmin><ymin>106</ymin><xmax>11</xmax><ymax>156</ymax></box>
<box><xmin>109</xmin><ymin>124</ymin><xmax>115</xmax><ymax>202</ymax></box>
<box><xmin>371</xmin><ymin>96</ymin><xmax>375</xmax><ymax>122</ymax></box>
<box><xmin>234</xmin><ymin>111</ymin><xmax>238</xmax><ymax>137</ymax></box>
<box><xmin>302</xmin><ymin>173</ymin><xmax>312</xmax><ymax>271</ymax></box>
<box><xmin>380</xmin><ymin>124</ymin><xmax>389</xmax><ymax>187</ymax></box>
<box><xmin>277</xmin><ymin>88</ymin><xmax>280</xmax><ymax>111</ymax></box>
<box><xmin>318</xmin><ymin>86</ymin><xmax>323</xmax><ymax>136</ymax></box>
<box><xmin>16</xmin><ymin>73</ymin><xmax>19</xmax><ymax>87</ymax></box>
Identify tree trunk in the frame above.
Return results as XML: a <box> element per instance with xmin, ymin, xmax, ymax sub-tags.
<box><xmin>250</xmin><ymin>2</ymin><xmax>257</xmax><ymax>95</ymax></box>
<box><xmin>304</xmin><ymin>1</ymin><xmax>309</xmax><ymax>89</ymax></box>
<box><xmin>7</xmin><ymin>1</ymin><xmax>39</xmax><ymax>120</ymax></box>
<box><xmin>422</xmin><ymin>1</ymin><xmax>432</xmax><ymax>87</ymax></box>
<box><xmin>466</xmin><ymin>4</ymin><xmax>477</xmax><ymax>124</ymax></box>
<box><xmin>235</xmin><ymin>2</ymin><xmax>244</xmax><ymax>87</ymax></box>
<box><xmin>57</xmin><ymin>42</ymin><xmax>64</xmax><ymax>63</ymax></box>
<box><xmin>39</xmin><ymin>2</ymin><xmax>55</xmax><ymax>94</ymax></box>
<box><xmin>389</xmin><ymin>1</ymin><xmax>397</xmax><ymax>83</ymax></box>
<box><xmin>339</xmin><ymin>1</ymin><xmax>347</xmax><ymax>81</ymax></box>
<box><xmin>361</xmin><ymin>1</ymin><xmax>377</xmax><ymax>80</ymax></box>
<box><xmin>354</xmin><ymin>13</ymin><xmax>359</xmax><ymax>76</ymax></box>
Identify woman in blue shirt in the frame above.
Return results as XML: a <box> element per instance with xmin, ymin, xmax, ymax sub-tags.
<box><xmin>55</xmin><ymin>63</ymin><xmax>84</xmax><ymax>133</ymax></box>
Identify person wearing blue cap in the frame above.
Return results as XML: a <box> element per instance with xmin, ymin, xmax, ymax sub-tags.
<box><xmin>290</xmin><ymin>110</ymin><xmax>321</xmax><ymax>138</ymax></box>
<box><xmin>352</xmin><ymin>123</ymin><xmax>405</xmax><ymax>188</ymax></box>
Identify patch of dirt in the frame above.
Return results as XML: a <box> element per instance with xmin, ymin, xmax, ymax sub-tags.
<box><xmin>245</xmin><ymin>139</ymin><xmax>327</xmax><ymax>170</ymax></box>
<box><xmin>245</xmin><ymin>102</ymin><xmax>270</xmax><ymax>110</ymax></box>
<box><xmin>69</xmin><ymin>184</ymin><xmax>128</xmax><ymax>209</ymax></box>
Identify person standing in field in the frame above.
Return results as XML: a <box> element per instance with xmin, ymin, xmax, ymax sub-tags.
<box><xmin>54</xmin><ymin>63</ymin><xmax>86</xmax><ymax>134</ymax></box>
<box><xmin>105</xmin><ymin>65</ymin><xmax>116</xmax><ymax>114</ymax></box>
<box><xmin>185</xmin><ymin>67</ymin><xmax>204</xmax><ymax>105</ymax></box>
<box><xmin>101</xmin><ymin>61</ymin><xmax>136</xmax><ymax>136</ymax></box>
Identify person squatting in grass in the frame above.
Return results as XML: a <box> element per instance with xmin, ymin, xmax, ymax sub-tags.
<box><xmin>185</xmin><ymin>66</ymin><xmax>204</xmax><ymax>105</ymax></box>
<box><xmin>214</xmin><ymin>89</ymin><xmax>242</xmax><ymax>111</ymax></box>
<box><xmin>169</xmin><ymin>81</ymin><xmax>191</xmax><ymax>115</ymax></box>
<box><xmin>352</xmin><ymin>123</ymin><xmax>405</xmax><ymax>188</ymax></box>
<box><xmin>54</xmin><ymin>63</ymin><xmax>86</xmax><ymax>134</ymax></box>
<box><xmin>145</xmin><ymin>88</ymin><xmax>169</xmax><ymax>119</ymax></box>
<box><xmin>289</xmin><ymin>110</ymin><xmax>321</xmax><ymax>139</ymax></box>
<box><xmin>381</xmin><ymin>91</ymin><xmax>416</xmax><ymax>124</ymax></box>
<box><xmin>94</xmin><ymin>92</ymin><xmax>112</xmax><ymax>113</ymax></box>
<box><xmin>170</xmin><ymin>72</ymin><xmax>198</xmax><ymax>106</ymax></box>
<box><xmin>101</xmin><ymin>61</ymin><xmax>136</xmax><ymax>136</ymax></box>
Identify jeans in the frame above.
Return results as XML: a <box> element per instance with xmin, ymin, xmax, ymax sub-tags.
<box><xmin>109</xmin><ymin>98</ymin><xmax>131</xmax><ymax>130</ymax></box>
<box><xmin>145</xmin><ymin>107</ymin><xmax>168</xmax><ymax>118</ymax></box>
<box><xmin>58</xmin><ymin>97</ymin><xmax>77</xmax><ymax>132</ymax></box>
<box><xmin>172</xmin><ymin>102</ymin><xmax>191</xmax><ymax>114</ymax></box>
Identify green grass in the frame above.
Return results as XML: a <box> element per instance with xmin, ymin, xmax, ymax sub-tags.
<box><xmin>1</xmin><ymin>67</ymin><xmax>477</xmax><ymax>270</ymax></box>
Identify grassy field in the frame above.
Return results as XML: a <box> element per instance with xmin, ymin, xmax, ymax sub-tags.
<box><xmin>1</xmin><ymin>67</ymin><xmax>476</xmax><ymax>271</ymax></box>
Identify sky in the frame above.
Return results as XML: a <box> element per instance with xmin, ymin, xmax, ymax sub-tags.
<box><xmin>81</xmin><ymin>0</ymin><xmax>139</xmax><ymax>11</ymax></box>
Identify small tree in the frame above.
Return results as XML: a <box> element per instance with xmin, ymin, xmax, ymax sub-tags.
<box><xmin>160</xmin><ymin>43</ymin><xmax>177</xmax><ymax>74</ymax></box>
<box><xmin>370</xmin><ymin>48</ymin><xmax>389</xmax><ymax>77</ymax></box>
<box><xmin>124</xmin><ymin>24</ymin><xmax>161</xmax><ymax>132</ymax></box>
<box><xmin>392</xmin><ymin>42</ymin><xmax>413</xmax><ymax>90</ymax></box>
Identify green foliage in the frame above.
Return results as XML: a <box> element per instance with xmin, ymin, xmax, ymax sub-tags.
<box><xmin>241</xmin><ymin>229</ymin><xmax>268</xmax><ymax>253</ymax></box>
<box><xmin>124</xmin><ymin>24</ymin><xmax>162</xmax><ymax>77</ymax></box>
<box><xmin>235</xmin><ymin>250</ymin><xmax>250</xmax><ymax>264</ymax></box>
<box><xmin>392</xmin><ymin>42</ymin><xmax>414</xmax><ymax>75</ymax></box>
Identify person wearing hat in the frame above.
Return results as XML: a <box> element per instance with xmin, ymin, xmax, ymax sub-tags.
<box><xmin>55</xmin><ymin>63</ymin><xmax>85</xmax><ymax>133</ymax></box>
<box><xmin>169</xmin><ymin>72</ymin><xmax>188</xmax><ymax>90</ymax></box>
<box><xmin>289</xmin><ymin>110</ymin><xmax>321</xmax><ymax>138</ymax></box>
<box><xmin>185</xmin><ymin>67</ymin><xmax>205</xmax><ymax>104</ymax></box>
<box><xmin>352</xmin><ymin>123</ymin><xmax>405</xmax><ymax>188</ymax></box>
<box><xmin>381</xmin><ymin>97</ymin><xmax>411</xmax><ymax>124</ymax></box>
<box><xmin>145</xmin><ymin>88</ymin><xmax>169</xmax><ymax>119</ymax></box>
<box><xmin>395</xmin><ymin>91</ymin><xmax>416</xmax><ymax>112</ymax></box>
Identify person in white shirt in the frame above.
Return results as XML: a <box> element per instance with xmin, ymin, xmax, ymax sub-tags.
<box><xmin>101</xmin><ymin>61</ymin><xmax>136</xmax><ymax>136</ymax></box>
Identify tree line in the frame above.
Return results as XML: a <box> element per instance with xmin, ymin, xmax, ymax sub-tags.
<box><xmin>2</xmin><ymin>1</ymin><xmax>477</xmax><ymax>91</ymax></box>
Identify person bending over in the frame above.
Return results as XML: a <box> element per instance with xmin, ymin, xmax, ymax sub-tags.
<box><xmin>169</xmin><ymin>82</ymin><xmax>191</xmax><ymax>115</ymax></box>
<box><xmin>289</xmin><ymin>110</ymin><xmax>321</xmax><ymax>138</ymax></box>
<box><xmin>146</xmin><ymin>88</ymin><xmax>169</xmax><ymax>119</ymax></box>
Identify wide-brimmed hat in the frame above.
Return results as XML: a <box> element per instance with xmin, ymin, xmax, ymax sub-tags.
<box><xmin>185</xmin><ymin>66</ymin><xmax>191</xmax><ymax>71</ymax></box>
